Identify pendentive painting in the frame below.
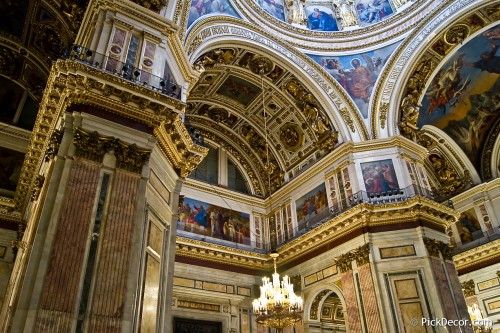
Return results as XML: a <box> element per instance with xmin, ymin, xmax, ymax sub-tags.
<box><xmin>308</xmin><ymin>42</ymin><xmax>400</xmax><ymax>118</ymax></box>
<box><xmin>178</xmin><ymin>197</ymin><xmax>251</xmax><ymax>245</ymax></box>
<box><xmin>257</xmin><ymin>0</ymin><xmax>286</xmax><ymax>21</ymax></box>
<box><xmin>305</xmin><ymin>5</ymin><xmax>339</xmax><ymax>31</ymax></box>
<box><xmin>188</xmin><ymin>0</ymin><xmax>239</xmax><ymax>28</ymax></box>
<box><xmin>354</xmin><ymin>0</ymin><xmax>394</xmax><ymax>26</ymax></box>
<box><xmin>419</xmin><ymin>24</ymin><xmax>500</xmax><ymax>172</ymax></box>
<box><xmin>360</xmin><ymin>159</ymin><xmax>399</xmax><ymax>193</ymax></box>
<box><xmin>456</xmin><ymin>208</ymin><xmax>482</xmax><ymax>244</ymax></box>
<box><xmin>295</xmin><ymin>183</ymin><xmax>329</xmax><ymax>230</ymax></box>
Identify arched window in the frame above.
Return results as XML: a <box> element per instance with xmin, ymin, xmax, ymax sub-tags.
<box><xmin>189</xmin><ymin>144</ymin><xmax>218</xmax><ymax>185</ymax></box>
<box><xmin>227</xmin><ymin>159</ymin><xmax>249</xmax><ymax>194</ymax></box>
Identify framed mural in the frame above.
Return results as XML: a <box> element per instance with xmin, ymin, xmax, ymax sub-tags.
<box><xmin>354</xmin><ymin>0</ymin><xmax>394</xmax><ymax>26</ymax></box>
<box><xmin>178</xmin><ymin>197</ymin><xmax>251</xmax><ymax>245</ymax></box>
<box><xmin>457</xmin><ymin>208</ymin><xmax>483</xmax><ymax>244</ymax></box>
<box><xmin>419</xmin><ymin>24</ymin><xmax>500</xmax><ymax>172</ymax></box>
<box><xmin>0</xmin><ymin>147</ymin><xmax>25</xmax><ymax>198</ymax></box>
<box><xmin>305</xmin><ymin>5</ymin><xmax>339</xmax><ymax>31</ymax></box>
<box><xmin>308</xmin><ymin>42</ymin><xmax>400</xmax><ymax>118</ymax></box>
<box><xmin>188</xmin><ymin>0</ymin><xmax>239</xmax><ymax>28</ymax></box>
<box><xmin>258</xmin><ymin>0</ymin><xmax>286</xmax><ymax>21</ymax></box>
<box><xmin>295</xmin><ymin>183</ymin><xmax>329</xmax><ymax>230</ymax></box>
<box><xmin>360</xmin><ymin>159</ymin><xmax>399</xmax><ymax>193</ymax></box>
<box><xmin>216</xmin><ymin>75</ymin><xmax>262</xmax><ymax>107</ymax></box>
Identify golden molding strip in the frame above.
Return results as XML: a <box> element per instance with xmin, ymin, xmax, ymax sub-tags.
<box><xmin>175</xmin><ymin>198</ymin><xmax>458</xmax><ymax>270</ymax></box>
<box><xmin>277</xmin><ymin>197</ymin><xmax>458</xmax><ymax>265</ymax></box>
<box><xmin>453</xmin><ymin>239</ymin><xmax>500</xmax><ymax>273</ymax></box>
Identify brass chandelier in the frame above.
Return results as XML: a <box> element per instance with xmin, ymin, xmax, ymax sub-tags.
<box><xmin>252</xmin><ymin>253</ymin><xmax>303</xmax><ymax>330</ymax></box>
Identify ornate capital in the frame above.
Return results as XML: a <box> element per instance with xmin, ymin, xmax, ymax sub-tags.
<box><xmin>353</xmin><ymin>244</ymin><xmax>370</xmax><ymax>266</ymax></box>
<box><xmin>335</xmin><ymin>252</ymin><xmax>354</xmax><ymax>273</ymax></box>
<box><xmin>73</xmin><ymin>128</ymin><xmax>151</xmax><ymax>173</ymax></box>
<box><xmin>461</xmin><ymin>279</ymin><xmax>475</xmax><ymax>298</ymax></box>
<box><xmin>424</xmin><ymin>237</ymin><xmax>454</xmax><ymax>260</ymax></box>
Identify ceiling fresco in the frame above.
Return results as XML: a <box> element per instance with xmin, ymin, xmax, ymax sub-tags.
<box><xmin>188</xmin><ymin>48</ymin><xmax>339</xmax><ymax>196</ymax></box>
<box><xmin>419</xmin><ymin>24</ymin><xmax>500</xmax><ymax>175</ymax></box>
<box><xmin>309</xmin><ymin>41</ymin><xmax>400</xmax><ymax>119</ymax></box>
<box><xmin>187</xmin><ymin>0</ymin><xmax>240</xmax><ymax>28</ymax></box>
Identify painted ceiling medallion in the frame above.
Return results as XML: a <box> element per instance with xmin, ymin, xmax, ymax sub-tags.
<box><xmin>279</xmin><ymin>123</ymin><xmax>303</xmax><ymax>151</ymax></box>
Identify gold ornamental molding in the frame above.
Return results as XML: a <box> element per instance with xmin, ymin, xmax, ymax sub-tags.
<box><xmin>175</xmin><ymin>236</ymin><xmax>269</xmax><ymax>270</ymax></box>
<box><xmin>277</xmin><ymin>197</ymin><xmax>458</xmax><ymax>266</ymax></box>
<box><xmin>453</xmin><ymin>239</ymin><xmax>500</xmax><ymax>273</ymax></box>
<box><xmin>13</xmin><ymin>58</ymin><xmax>191</xmax><ymax>212</ymax></box>
<box><xmin>451</xmin><ymin>178</ymin><xmax>500</xmax><ymax>205</ymax></box>
<box><xmin>154</xmin><ymin>116</ymin><xmax>208</xmax><ymax>178</ymax></box>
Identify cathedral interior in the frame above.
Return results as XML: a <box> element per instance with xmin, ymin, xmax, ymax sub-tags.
<box><xmin>0</xmin><ymin>0</ymin><xmax>499</xmax><ymax>332</ymax></box>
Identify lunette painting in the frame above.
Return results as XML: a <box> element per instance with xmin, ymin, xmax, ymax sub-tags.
<box><xmin>419</xmin><ymin>24</ymin><xmax>500</xmax><ymax>172</ymax></box>
<box><xmin>188</xmin><ymin>0</ymin><xmax>239</xmax><ymax>28</ymax></box>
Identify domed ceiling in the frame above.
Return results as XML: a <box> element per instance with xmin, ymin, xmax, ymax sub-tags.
<box><xmin>187</xmin><ymin>49</ymin><xmax>339</xmax><ymax>196</ymax></box>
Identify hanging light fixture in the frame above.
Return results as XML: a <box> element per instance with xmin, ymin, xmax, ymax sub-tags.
<box><xmin>252</xmin><ymin>252</ymin><xmax>303</xmax><ymax>331</ymax></box>
<box><xmin>250</xmin><ymin>57</ymin><xmax>303</xmax><ymax>332</ymax></box>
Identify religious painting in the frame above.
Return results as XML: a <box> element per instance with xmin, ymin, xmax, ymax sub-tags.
<box><xmin>457</xmin><ymin>208</ymin><xmax>483</xmax><ymax>244</ymax></box>
<box><xmin>305</xmin><ymin>5</ymin><xmax>339</xmax><ymax>31</ymax></box>
<box><xmin>295</xmin><ymin>183</ymin><xmax>329</xmax><ymax>230</ymax></box>
<box><xmin>178</xmin><ymin>197</ymin><xmax>251</xmax><ymax>245</ymax></box>
<box><xmin>419</xmin><ymin>24</ymin><xmax>500</xmax><ymax>172</ymax></box>
<box><xmin>360</xmin><ymin>159</ymin><xmax>399</xmax><ymax>193</ymax></box>
<box><xmin>216</xmin><ymin>75</ymin><xmax>262</xmax><ymax>106</ymax></box>
<box><xmin>354</xmin><ymin>0</ymin><xmax>394</xmax><ymax>26</ymax></box>
<box><xmin>257</xmin><ymin>0</ymin><xmax>286</xmax><ymax>21</ymax></box>
<box><xmin>188</xmin><ymin>0</ymin><xmax>239</xmax><ymax>28</ymax></box>
<box><xmin>308</xmin><ymin>42</ymin><xmax>400</xmax><ymax>118</ymax></box>
<box><xmin>0</xmin><ymin>147</ymin><xmax>25</xmax><ymax>198</ymax></box>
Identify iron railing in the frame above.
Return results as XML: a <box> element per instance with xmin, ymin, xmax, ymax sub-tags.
<box><xmin>62</xmin><ymin>45</ymin><xmax>182</xmax><ymax>99</ymax></box>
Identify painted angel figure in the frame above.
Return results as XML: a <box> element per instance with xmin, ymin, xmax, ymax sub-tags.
<box><xmin>332</xmin><ymin>0</ymin><xmax>358</xmax><ymax>28</ymax></box>
<box><xmin>286</xmin><ymin>0</ymin><xmax>307</xmax><ymax>25</ymax></box>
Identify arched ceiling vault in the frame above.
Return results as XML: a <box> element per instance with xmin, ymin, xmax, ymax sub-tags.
<box><xmin>371</xmin><ymin>0</ymin><xmax>499</xmax><ymax>192</ymax></box>
<box><xmin>186</xmin><ymin>47</ymin><xmax>343</xmax><ymax>196</ymax></box>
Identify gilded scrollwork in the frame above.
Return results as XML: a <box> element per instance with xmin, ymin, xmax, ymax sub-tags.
<box><xmin>194</xmin><ymin>49</ymin><xmax>236</xmax><ymax>71</ymax></box>
<box><xmin>30</xmin><ymin>175</ymin><xmax>45</xmax><ymax>202</ymax></box>
<box><xmin>461</xmin><ymin>279</ymin><xmax>475</xmax><ymax>297</ymax></box>
<box><xmin>44</xmin><ymin>130</ymin><xmax>63</xmax><ymax>161</ymax></box>
<box><xmin>310</xmin><ymin>290</ymin><xmax>329</xmax><ymax>320</ymax></box>
<box><xmin>444</xmin><ymin>24</ymin><xmax>470</xmax><ymax>45</ymax></box>
<box><xmin>428</xmin><ymin>154</ymin><xmax>471</xmax><ymax>197</ymax></box>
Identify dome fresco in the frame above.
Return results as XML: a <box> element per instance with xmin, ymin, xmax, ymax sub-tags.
<box><xmin>419</xmin><ymin>24</ymin><xmax>500</xmax><ymax>174</ymax></box>
<box><xmin>188</xmin><ymin>0</ymin><xmax>240</xmax><ymax>28</ymax></box>
<box><xmin>308</xmin><ymin>41</ymin><xmax>400</xmax><ymax>119</ymax></box>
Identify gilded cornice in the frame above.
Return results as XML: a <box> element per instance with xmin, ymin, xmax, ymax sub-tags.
<box><xmin>271</xmin><ymin>136</ymin><xmax>428</xmax><ymax>204</ymax></box>
<box><xmin>13</xmin><ymin>58</ymin><xmax>188</xmax><ymax>212</ymax></box>
<box><xmin>154</xmin><ymin>116</ymin><xmax>208</xmax><ymax>178</ymax></box>
<box><xmin>182</xmin><ymin>178</ymin><xmax>266</xmax><ymax>208</ymax></box>
<box><xmin>371</xmin><ymin>0</ymin><xmax>496</xmax><ymax>138</ymax></box>
<box><xmin>451</xmin><ymin>178</ymin><xmax>500</xmax><ymax>205</ymax></box>
<box><xmin>453</xmin><ymin>239</ymin><xmax>500</xmax><ymax>273</ymax></box>
<box><xmin>184</xmin><ymin>19</ymin><xmax>367</xmax><ymax>141</ymax></box>
<box><xmin>277</xmin><ymin>198</ymin><xmax>458</xmax><ymax>266</ymax></box>
<box><xmin>167</xmin><ymin>33</ymin><xmax>200</xmax><ymax>86</ymax></box>
<box><xmin>175</xmin><ymin>236</ymin><xmax>269</xmax><ymax>270</ymax></box>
